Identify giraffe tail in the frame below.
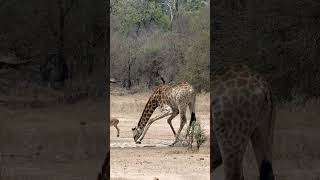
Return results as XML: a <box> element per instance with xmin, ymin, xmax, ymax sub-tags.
<box><xmin>267</xmin><ymin>86</ymin><xmax>275</xmax><ymax>154</ymax></box>
<box><xmin>187</xmin><ymin>94</ymin><xmax>197</xmax><ymax>146</ymax></box>
<box><xmin>190</xmin><ymin>112</ymin><xmax>196</xmax><ymax>126</ymax></box>
<box><xmin>189</xmin><ymin>94</ymin><xmax>197</xmax><ymax>126</ymax></box>
<box><xmin>260</xmin><ymin>87</ymin><xmax>275</xmax><ymax>180</ymax></box>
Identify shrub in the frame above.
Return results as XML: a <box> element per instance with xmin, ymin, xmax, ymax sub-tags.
<box><xmin>187</xmin><ymin>121</ymin><xmax>207</xmax><ymax>150</ymax></box>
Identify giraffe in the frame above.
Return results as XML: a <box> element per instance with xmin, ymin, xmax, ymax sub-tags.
<box><xmin>97</xmin><ymin>151</ymin><xmax>109</xmax><ymax>180</ymax></box>
<box><xmin>110</xmin><ymin>117</ymin><xmax>120</xmax><ymax>137</ymax></box>
<box><xmin>131</xmin><ymin>81</ymin><xmax>197</xmax><ymax>146</ymax></box>
<box><xmin>211</xmin><ymin>64</ymin><xmax>275</xmax><ymax>180</ymax></box>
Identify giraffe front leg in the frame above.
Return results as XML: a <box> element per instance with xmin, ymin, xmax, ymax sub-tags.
<box><xmin>212</xmin><ymin>132</ymin><xmax>223</xmax><ymax>170</ymax></box>
<box><xmin>136</xmin><ymin>114</ymin><xmax>170</xmax><ymax>144</ymax></box>
<box><xmin>136</xmin><ymin>121</ymin><xmax>153</xmax><ymax>143</ymax></box>
<box><xmin>136</xmin><ymin>125</ymin><xmax>149</xmax><ymax>144</ymax></box>
<box><xmin>167</xmin><ymin>110</ymin><xmax>179</xmax><ymax>137</ymax></box>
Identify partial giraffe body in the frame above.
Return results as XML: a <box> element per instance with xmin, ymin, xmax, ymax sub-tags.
<box><xmin>211</xmin><ymin>64</ymin><xmax>275</xmax><ymax>180</ymax></box>
<box><xmin>132</xmin><ymin>81</ymin><xmax>197</xmax><ymax>146</ymax></box>
<box><xmin>110</xmin><ymin>117</ymin><xmax>120</xmax><ymax>137</ymax></box>
<box><xmin>96</xmin><ymin>152</ymin><xmax>109</xmax><ymax>180</ymax></box>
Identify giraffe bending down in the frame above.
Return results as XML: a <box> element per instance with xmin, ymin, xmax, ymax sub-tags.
<box><xmin>211</xmin><ymin>64</ymin><xmax>275</xmax><ymax>180</ymax></box>
<box><xmin>132</xmin><ymin>82</ymin><xmax>196</xmax><ymax>146</ymax></box>
<box><xmin>110</xmin><ymin>117</ymin><xmax>120</xmax><ymax>137</ymax></box>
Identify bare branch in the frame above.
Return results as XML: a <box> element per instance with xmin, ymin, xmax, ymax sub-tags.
<box><xmin>162</xmin><ymin>1</ymin><xmax>174</xmax><ymax>24</ymax></box>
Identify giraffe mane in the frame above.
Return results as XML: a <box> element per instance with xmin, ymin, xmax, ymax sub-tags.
<box><xmin>136</xmin><ymin>84</ymin><xmax>167</xmax><ymax>128</ymax></box>
<box><xmin>137</xmin><ymin>98</ymin><xmax>151</xmax><ymax>128</ymax></box>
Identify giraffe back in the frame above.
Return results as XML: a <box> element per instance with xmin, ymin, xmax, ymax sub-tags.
<box><xmin>159</xmin><ymin>82</ymin><xmax>196</xmax><ymax>109</ymax></box>
<box><xmin>211</xmin><ymin>64</ymin><xmax>271</xmax><ymax>133</ymax></box>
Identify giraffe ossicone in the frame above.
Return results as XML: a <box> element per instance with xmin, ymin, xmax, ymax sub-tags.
<box><xmin>132</xmin><ymin>82</ymin><xmax>197</xmax><ymax>146</ymax></box>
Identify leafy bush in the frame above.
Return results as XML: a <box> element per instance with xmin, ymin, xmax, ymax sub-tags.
<box><xmin>187</xmin><ymin>121</ymin><xmax>207</xmax><ymax>150</ymax></box>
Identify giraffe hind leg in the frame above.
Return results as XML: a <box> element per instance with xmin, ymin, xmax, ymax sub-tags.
<box><xmin>253</xmin><ymin>94</ymin><xmax>275</xmax><ymax>180</ymax></box>
<box><xmin>167</xmin><ymin>109</ymin><xmax>179</xmax><ymax>137</ymax></box>
<box><xmin>220</xmin><ymin>141</ymin><xmax>247</xmax><ymax>180</ymax></box>
<box><xmin>260</xmin><ymin>160</ymin><xmax>274</xmax><ymax>180</ymax></box>
<box><xmin>186</xmin><ymin>97</ymin><xmax>196</xmax><ymax>139</ymax></box>
<box><xmin>215</xmin><ymin>123</ymin><xmax>248</xmax><ymax>180</ymax></box>
<box><xmin>170</xmin><ymin>108</ymin><xmax>187</xmax><ymax>146</ymax></box>
<box><xmin>185</xmin><ymin>112</ymin><xmax>196</xmax><ymax>139</ymax></box>
<box><xmin>212</xmin><ymin>132</ymin><xmax>223</xmax><ymax>170</ymax></box>
<box><xmin>251</xmin><ymin>127</ymin><xmax>274</xmax><ymax>180</ymax></box>
<box><xmin>186</xmin><ymin>112</ymin><xmax>197</xmax><ymax>148</ymax></box>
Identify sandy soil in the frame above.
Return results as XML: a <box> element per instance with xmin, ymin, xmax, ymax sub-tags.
<box><xmin>0</xmin><ymin>97</ymin><xmax>107</xmax><ymax>180</ymax></box>
<box><xmin>110</xmin><ymin>92</ymin><xmax>210</xmax><ymax>180</ymax></box>
<box><xmin>110</xmin><ymin>92</ymin><xmax>320</xmax><ymax>180</ymax></box>
<box><xmin>1</xmin><ymin>90</ymin><xmax>319</xmax><ymax>180</ymax></box>
<box><xmin>111</xmin><ymin>92</ymin><xmax>320</xmax><ymax>180</ymax></box>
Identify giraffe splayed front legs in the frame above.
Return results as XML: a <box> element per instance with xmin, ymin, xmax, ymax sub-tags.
<box><xmin>132</xmin><ymin>82</ymin><xmax>196</xmax><ymax>146</ymax></box>
<box><xmin>211</xmin><ymin>64</ymin><xmax>275</xmax><ymax>180</ymax></box>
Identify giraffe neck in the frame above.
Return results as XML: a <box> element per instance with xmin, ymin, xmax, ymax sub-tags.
<box><xmin>137</xmin><ymin>94</ymin><xmax>160</xmax><ymax>129</ymax></box>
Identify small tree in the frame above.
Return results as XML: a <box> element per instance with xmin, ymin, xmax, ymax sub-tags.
<box><xmin>186</xmin><ymin>121</ymin><xmax>207</xmax><ymax>150</ymax></box>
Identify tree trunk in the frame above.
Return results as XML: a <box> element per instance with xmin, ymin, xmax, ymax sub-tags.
<box><xmin>127</xmin><ymin>60</ymin><xmax>132</xmax><ymax>89</ymax></box>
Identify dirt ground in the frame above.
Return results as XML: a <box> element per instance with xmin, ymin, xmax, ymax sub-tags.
<box><xmin>1</xmin><ymin>90</ymin><xmax>319</xmax><ymax>180</ymax></box>
<box><xmin>110</xmin><ymin>91</ymin><xmax>320</xmax><ymax>180</ymax></box>
<box><xmin>213</xmin><ymin>99</ymin><xmax>320</xmax><ymax>180</ymax></box>
<box><xmin>110</xmin><ymin>92</ymin><xmax>210</xmax><ymax>180</ymax></box>
<box><xmin>0</xmin><ymin>96</ymin><xmax>107</xmax><ymax>180</ymax></box>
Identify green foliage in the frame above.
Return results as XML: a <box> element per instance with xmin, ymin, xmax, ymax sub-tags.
<box><xmin>111</xmin><ymin>1</ymin><xmax>209</xmax><ymax>92</ymax></box>
<box><xmin>187</xmin><ymin>121</ymin><xmax>207</xmax><ymax>150</ymax></box>
<box><xmin>112</xmin><ymin>0</ymin><xmax>170</xmax><ymax>34</ymax></box>
<box><xmin>176</xmin><ymin>7</ymin><xmax>209</xmax><ymax>92</ymax></box>
<box><xmin>144</xmin><ymin>1</ymin><xmax>171</xmax><ymax>27</ymax></box>
<box><xmin>184</xmin><ymin>0</ymin><xmax>208</xmax><ymax>11</ymax></box>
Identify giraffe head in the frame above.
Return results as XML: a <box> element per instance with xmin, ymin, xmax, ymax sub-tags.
<box><xmin>132</xmin><ymin>127</ymin><xmax>143</xmax><ymax>143</ymax></box>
